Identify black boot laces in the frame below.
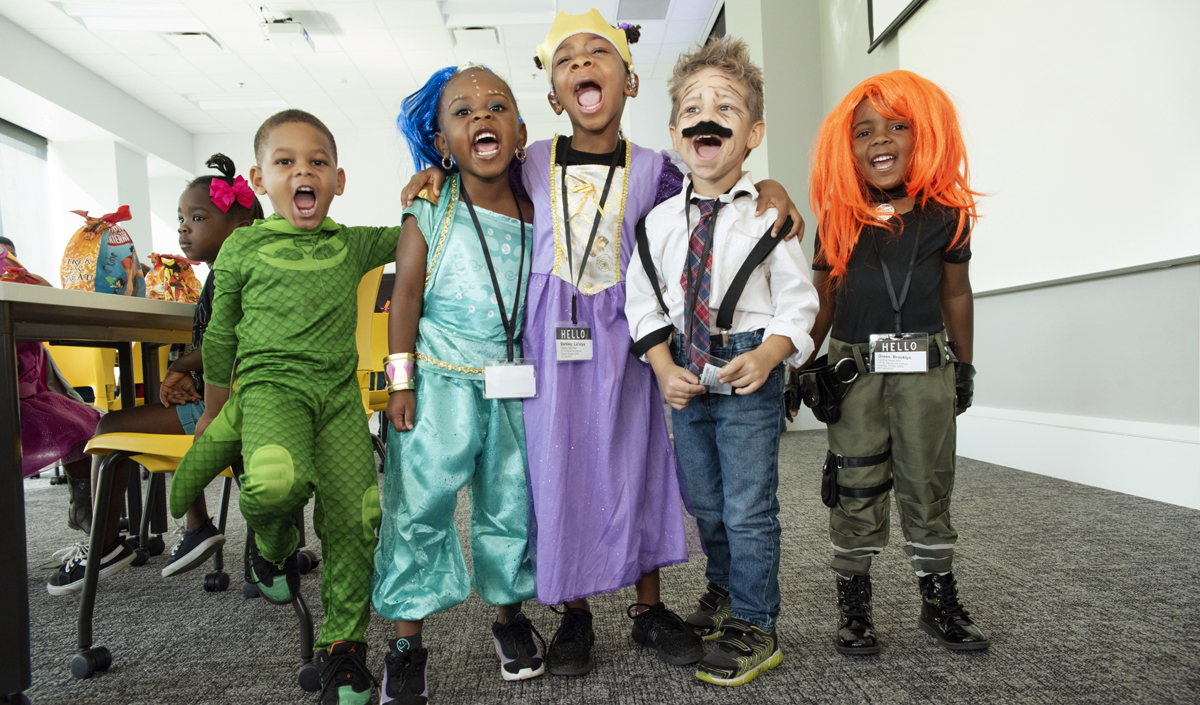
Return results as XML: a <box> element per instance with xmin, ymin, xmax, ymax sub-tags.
<box><xmin>838</xmin><ymin>577</ymin><xmax>872</xmax><ymax>620</ymax></box>
<box><xmin>627</xmin><ymin>603</ymin><xmax>692</xmax><ymax>649</ymax></box>
<box><xmin>321</xmin><ymin>645</ymin><xmax>377</xmax><ymax>701</ymax></box>
<box><xmin>928</xmin><ymin>576</ymin><xmax>971</xmax><ymax>622</ymax></box>
<box><xmin>496</xmin><ymin>612</ymin><xmax>547</xmax><ymax>659</ymax></box>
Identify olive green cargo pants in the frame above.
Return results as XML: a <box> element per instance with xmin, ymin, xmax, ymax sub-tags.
<box><xmin>825</xmin><ymin>330</ymin><xmax>958</xmax><ymax>577</ymax></box>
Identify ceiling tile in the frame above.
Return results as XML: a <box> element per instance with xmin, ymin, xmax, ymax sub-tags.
<box><xmin>0</xmin><ymin>0</ymin><xmax>84</xmax><ymax>30</ymax></box>
<box><xmin>392</xmin><ymin>26</ymin><xmax>453</xmax><ymax>52</ymax></box>
<box><xmin>180</xmin><ymin>1</ymin><xmax>265</xmax><ymax>31</ymax></box>
<box><xmin>664</xmin><ymin>19</ymin><xmax>707</xmax><ymax>44</ymax></box>
<box><xmin>140</xmin><ymin>94</ymin><xmax>203</xmax><ymax>113</ymax></box>
<box><xmin>667</xmin><ymin>0</ymin><xmax>718</xmax><ymax>22</ymax></box>
<box><xmin>376</xmin><ymin>1</ymin><xmax>446</xmax><ymax>29</ymax></box>
<box><xmin>242</xmin><ymin>53</ymin><xmax>304</xmax><ymax>74</ymax></box>
<box><xmin>68</xmin><ymin>52</ymin><xmax>147</xmax><ymax>77</ymax></box>
<box><xmin>184</xmin><ymin>53</ymin><xmax>255</xmax><ymax>75</ymax></box>
<box><xmin>204</xmin><ymin>75</ymin><xmax>276</xmax><ymax>93</ymax></box>
<box><xmin>158</xmin><ymin>74</ymin><xmax>226</xmax><ymax>94</ymax></box>
<box><xmin>276</xmin><ymin>89</ymin><xmax>337</xmax><ymax>112</ymax></box>
<box><xmin>335</xmin><ymin>28</ymin><xmax>399</xmax><ymax>53</ymax></box>
<box><xmin>294</xmin><ymin>50</ymin><xmax>359</xmax><ymax>72</ymax></box>
<box><xmin>105</xmin><ymin>73</ymin><xmax>176</xmax><ymax>96</ymax></box>
<box><xmin>104</xmin><ymin>31</ymin><xmax>181</xmax><ymax>56</ymax></box>
<box><xmin>323</xmin><ymin>87</ymin><xmax>383</xmax><ymax>107</ymax></box>
<box><xmin>348</xmin><ymin>51</ymin><xmax>408</xmax><ymax>73</ymax></box>
<box><xmin>208</xmin><ymin>29</ymin><xmax>274</xmax><ymax>54</ymax></box>
<box><xmin>142</xmin><ymin>54</ymin><xmax>206</xmax><ymax>77</ymax></box>
<box><xmin>308</xmin><ymin>70</ymin><xmax>369</xmax><ymax>91</ymax></box>
<box><xmin>323</xmin><ymin>2</ymin><xmax>385</xmax><ymax>30</ymax></box>
<box><xmin>262</xmin><ymin>72</ymin><xmax>322</xmax><ymax>92</ymax></box>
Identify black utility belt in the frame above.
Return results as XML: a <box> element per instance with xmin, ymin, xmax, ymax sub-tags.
<box><xmin>789</xmin><ymin>337</ymin><xmax>953</xmax><ymax>425</ymax></box>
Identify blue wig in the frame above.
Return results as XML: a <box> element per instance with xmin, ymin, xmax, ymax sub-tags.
<box><xmin>398</xmin><ymin>63</ymin><xmax>520</xmax><ymax>173</ymax></box>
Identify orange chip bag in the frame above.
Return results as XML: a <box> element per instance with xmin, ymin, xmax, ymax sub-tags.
<box><xmin>145</xmin><ymin>253</ymin><xmax>202</xmax><ymax>303</ymax></box>
<box><xmin>60</xmin><ymin>206</ymin><xmax>146</xmax><ymax>296</ymax></box>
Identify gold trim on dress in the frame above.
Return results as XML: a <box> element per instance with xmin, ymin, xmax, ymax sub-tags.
<box><xmin>415</xmin><ymin>352</ymin><xmax>483</xmax><ymax>376</ymax></box>
<box><xmin>549</xmin><ymin>135</ymin><xmax>632</xmax><ymax>294</ymax></box>
<box><xmin>424</xmin><ymin>175</ymin><xmax>459</xmax><ymax>290</ymax></box>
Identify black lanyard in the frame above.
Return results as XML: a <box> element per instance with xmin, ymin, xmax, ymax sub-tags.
<box><xmin>560</xmin><ymin>136</ymin><xmax>622</xmax><ymax>324</ymax></box>
<box><xmin>873</xmin><ymin>212</ymin><xmax>923</xmax><ymax>335</ymax></box>
<box><xmin>682</xmin><ymin>182</ymin><xmax>724</xmax><ymax>347</ymax></box>
<box><xmin>460</xmin><ymin>179</ymin><xmax>526</xmax><ymax>363</ymax></box>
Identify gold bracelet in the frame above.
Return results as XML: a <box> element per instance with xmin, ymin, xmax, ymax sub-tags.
<box><xmin>383</xmin><ymin>353</ymin><xmax>415</xmax><ymax>391</ymax></box>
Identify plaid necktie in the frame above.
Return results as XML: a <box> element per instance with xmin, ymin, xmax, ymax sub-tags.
<box><xmin>681</xmin><ymin>197</ymin><xmax>724</xmax><ymax>371</ymax></box>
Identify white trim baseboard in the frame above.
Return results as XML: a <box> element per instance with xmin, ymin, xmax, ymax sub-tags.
<box><xmin>957</xmin><ymin>406</ymin><xmax>1200</xmax><ymax>510</ymax></box>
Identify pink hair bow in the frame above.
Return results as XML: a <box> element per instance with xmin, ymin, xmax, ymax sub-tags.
<box><xmin>209</xmin><ymin>176</ymin><xmax>254</xmax><ymax>213</ymax></box>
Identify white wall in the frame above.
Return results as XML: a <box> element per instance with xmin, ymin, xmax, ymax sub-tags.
<box><xmin>114</xmin><ymin>143</ymin><xmax>152</xmax><ymax>262</ymax></box>
<box><xmin>899</xmin><ymin>0</ymin><xmax>1200</xmax><ymax>293</ymax></box>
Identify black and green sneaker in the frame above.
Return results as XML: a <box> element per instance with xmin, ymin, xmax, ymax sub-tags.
<box><xmin>695</xmin><ymin>618</ymin><xmax>782</xmax><ymax>687</ymax></box>
<box><xmin>248</xmin><ymin>538</ymin><xmax>299</xmax><ymax>605</ymax></box>
<box><xmin>317</xmin><ymin>641</ymin><xmax>375</xmax><ymax>705</ymax></box>
<box><xmin>685</xmin><ymin>583</ymin><xmax>732</xmax><ymax>641</ymax></box>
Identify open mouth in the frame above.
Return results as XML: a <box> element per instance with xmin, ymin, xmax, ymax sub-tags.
<box><xmin>293</xmin><ymin>185</ymin><xmax>317</xmax><ymax>218</ymax></box>
<box><xmin>871</xmin><ymin>153</ymin><xmax>897</xmax><ymax>172</ymax></box>
<box><xmin>692</xmin><ymin>135</ymin><xmax>724</xmax><ymax>160</ymax></box>
<box><xmin>473</xmin><ymin>130</ymin><xmax>500</xmax><ymax>158</ymax></box>
<box><xmin>574</xmin><ymin>79</ymin><xmax>603</xmax><ymax>113</ymax></box>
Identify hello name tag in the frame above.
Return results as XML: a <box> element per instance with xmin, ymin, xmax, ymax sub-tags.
<box><xmin>555</xmin><ymin>323</ymin><xmax>593</xmax><ymax>362</ymax></box>
<box><xmin>869</xmin><ymin>333</ymin><xmax>929</xmax><ymax>374</ymax></box>
<box><xmin>483</xmin><ymin>362</ymin><xmax>538</xmax><ymax>399</ymax></box>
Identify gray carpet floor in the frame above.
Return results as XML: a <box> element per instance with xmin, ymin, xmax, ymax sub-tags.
<box><xmin>19</xmin><ymin>430</ymin><xmax>1200</xmax><ymax>704</ymax></box>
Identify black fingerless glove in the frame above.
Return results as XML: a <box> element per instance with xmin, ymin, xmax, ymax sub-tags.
<box><xmin>954</xmin><ymin>361</ymin><xmax>975</xmax><ymax>410</ymax></box>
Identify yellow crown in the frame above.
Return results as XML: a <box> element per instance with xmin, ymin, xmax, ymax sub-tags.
<box><xmin>535</xmin><ymin>9</ymin><xmax>633</xmax><ymax>85</ymax></box>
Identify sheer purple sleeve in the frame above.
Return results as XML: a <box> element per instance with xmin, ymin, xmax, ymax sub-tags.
<box><xmin>508</xmin><ymin>158</ymin><xmax>530</xmax><ymax>202</ymax></box>
<box><xmin>654</xmin><ymin>152</ymin><xmax>684</xmax><ymax>206</ymax></box>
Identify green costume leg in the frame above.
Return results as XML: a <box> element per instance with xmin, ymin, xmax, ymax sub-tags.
<box><xmin>168</xmin><ymin>397</ymin><xmax>243</xmax><ymax>519</ymax></box>
<box><xmin>239</xmin><ymin>383</ymin><xmax>315</xmax><ymax>564</ymax></box>
<box><xmin>469</xmin><ymin>394</ymin><xmax>535</xmax><ymax>607</ymax></box>
<box><xmin>311</xmin><ymin>382</ymin><xmax>379</xmax><ymax>648</ymax></box>
<box><xmin>827</xmin><ymin>334</ymin><xmax>959</xmax><ymax>577</ymax></box>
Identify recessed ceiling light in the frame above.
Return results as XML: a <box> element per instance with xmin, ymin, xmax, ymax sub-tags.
<box><xmin>187</xmin><ymin>92</ymin><xmax>289</xmax><ymax>110</ymax></box>
<box><xmin>54</xmin><ymin>2</ymin><xmax>206</xmax><ymax>32</ymax></box>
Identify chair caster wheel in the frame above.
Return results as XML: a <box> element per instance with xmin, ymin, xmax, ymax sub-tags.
<box><xmin>147</xmin><ymin>536</ymin><xmax>165</xmax><ymax>556</ymax></box>
<box><xmin>69</xmin><ymin>646</ymin><xmax>112</xmax><ymax>679</ymax></box>
<box><xmin>296</xmin><ymin>550</ymin><xmax>319</xmax><ymax>575</ymax></box>
<box><xmin>242</xmin><ymin>581</ymin><xmax>260</xmax><ymax>599</ymax></box>
<box><xmin>130</xmin><ymin>548</ymin><xmax>149</xmax><ymax>567</ymax></box>
<box><xmin>298</xmin><ymin>660</ymin><xmax>321</xmax><ymax>692</ymax></box>
<box><xmin>203</xmin><ymin>572</ymin><xmax>229</xmax><ymax>592</ymax></box>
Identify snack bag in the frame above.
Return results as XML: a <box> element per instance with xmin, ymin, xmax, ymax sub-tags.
<box><xmin>0</xmin><ymin>245</ymin><xmax>42</xmax><ymax>285</ymax></box>
<box><xmin>145</xmin><ymin>253</ymin><xmax>202</xmax><ymax>303</ymax></box>
<box><xmin>60</xmin><ymin>206</ymin><xmax>146</xmax><ymax>296</ymax></box>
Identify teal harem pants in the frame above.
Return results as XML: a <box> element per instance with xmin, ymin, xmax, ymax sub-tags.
<box><xmin>371</xmin><ymin>370</ymin><xmax>536</xmax><ymax>621</ymax></box>
<box><xmin>170</xmin><ymin>377</ymin><xmax>381</xmax><ymax>650</ymax></box>
<box><xmin>826</xmin><ymin>330</ymin><xmax>959</xmax><ymax>578</ymax></box>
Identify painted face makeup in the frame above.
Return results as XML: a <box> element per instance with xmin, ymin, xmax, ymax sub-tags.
<box><xmin>851</xmin><ymin>98</ymin><xmax>914</xmax><ymax>192</ymax></box>
<box><xmin>437</xmin><ymin>69</ymin><xmax>525</xmax><ymax>182</ymax></box>
<box><xmin>669</xmin><ymin>67</ymin><xmax>763</xmax><ymax>196</ymax></box>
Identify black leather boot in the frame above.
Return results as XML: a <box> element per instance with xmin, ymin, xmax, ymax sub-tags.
<box><xmin>835</xmin><ymin>574</ymin><xmax>880</xmax><ymax>654</ymax></box>
<box><xmin>918</xmin><ymin>572</ymin><xmax>989</xmax><ymax>651</ymax></box>
<box><xmin>67</xmin><ymin>476</ymin><xmax>92</xmax><ymax>534</ymax></box>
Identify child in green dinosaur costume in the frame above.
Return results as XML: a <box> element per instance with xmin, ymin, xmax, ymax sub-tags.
<box><xmin>169</xmin><ymin>109</ymin><xmax>396</xmax><ymax>705</ymax></box>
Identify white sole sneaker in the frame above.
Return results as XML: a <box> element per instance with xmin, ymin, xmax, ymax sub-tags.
<box><xmin>494</xmin><ymin>638</ymin><xmax>545</xmax><ymax>681</ymax></box>
<box><xmin>46</xmin><ymin>545</ymin><xmax>137</xmax><ymax>596</ymax></box>
<box><xmin>161</xmin><ymin>533</ymin><xmax>226</xmax><ymax>578</ymax></box>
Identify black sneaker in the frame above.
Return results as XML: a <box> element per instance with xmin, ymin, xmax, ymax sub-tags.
<box><xmin>317</xmin><ymin>640</ymin><xmax>375</xmax><ymax>705</ymax></box>
<box><xmin>248</xmin><ymin>538</ymin><xmax>299</xmax><ymax>605</ymax></box>
<box><xmin>685</xmin><ymin>582</ymin><xmax>732</xmax><ymax>639</ymax></box>
<box><xmin>546</xmin><ymin>606</ymin><xmax>595</xmax><ymax>676</ymax></box>
<box><xmin>381</xmin><ymin>638</ymin><xmax>428</xmax><ymax>705</ymax></box>
<box><xmin>695</xmin><ymin>618</ymin><xmax>782</xmax><ymax>687</ymax></box>
<box><xmin>492</xmin><ymin>611</ymin><xmax>546</xmax><ymax>681</ymax></box>
<box><xmin>629</xmin><ymin>602</ymin><xmax>705</xmax><ymax>666</ymax></box>
<box><xmin>46</xmin><ymin>540</ymin><xmax>136</xmax><ymax>596</ymax></box>
<box><xmin>161</xmin><ymin>519</ymin><xmax>226</xmax><ymax>577</ymax></box>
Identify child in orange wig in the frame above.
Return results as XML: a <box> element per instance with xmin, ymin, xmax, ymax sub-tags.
<box><xmin>794</xmin><ymin>69</ymin><xmax>988</xmax><ymax>655</ymax></box>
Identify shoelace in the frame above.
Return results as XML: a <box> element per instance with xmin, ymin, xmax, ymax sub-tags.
<box><xmin>928</xmin><ymin>579</ymin><xmax>971</xmax><ymax>621</ymax></box>
<box><xmin>496</xmin><ymin>613</ymin><xmax>547</xmax><ymax>659</ymax></box>
<box><xmin>320</xmin><ymin>646</ymin><xmax>377</xmax><ymax>701</ymax></box>
<box><xmin>51</xmin><ymin>543</ymin><xmax>88</xmax><ymax>571</ymax></box>
<box><xmin>548</xmin><ymin>605</ymin><xmax>590</xmax><ymax>650</ymax></box>
<box><xmin>386</xmin><ymin>648</ymin><xmax>426</xmax><ymax>697</ymax></box>
<box><xmin>838</xmin><ymin>579</ymin><xmax>872</xmax><ymax>619</ymax></box>
<box><xmin>626</xmin><ymin>603</ymin><xmax>692</xmax><ymax>648</ymax></box>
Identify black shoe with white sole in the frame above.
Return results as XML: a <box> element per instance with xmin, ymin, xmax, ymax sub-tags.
<box><xmin>46</xmin><ymin>540</ymin><xmax>135</xmax><ymax>596</ymax></box>
<box><xmin>492</xmin><ymin>611</ymin><xmax>545</xmax><ymax>681</ymax></box>
<box><xmin>161</xmin><ymin>519</ymin><xmax>226</xmax><ymax>578</ymax></box>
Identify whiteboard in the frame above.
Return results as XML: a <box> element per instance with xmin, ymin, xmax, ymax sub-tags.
<box><xmin>898</xmin><ymin>0</ymin><xmax>1200</xmax><ymax>292</ymax></box>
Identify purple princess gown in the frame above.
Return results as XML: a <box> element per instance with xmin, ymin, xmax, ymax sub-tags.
<box><xmin>520</xmin><ymin>136</ymin><xmax>687</xmax><ymax>604</ymax></box>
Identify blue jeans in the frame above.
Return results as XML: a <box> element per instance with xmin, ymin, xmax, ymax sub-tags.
<box><xmin>671</xmin><ymin>330</ymin><xmax>786</xmax><ymax>631</ymax></box>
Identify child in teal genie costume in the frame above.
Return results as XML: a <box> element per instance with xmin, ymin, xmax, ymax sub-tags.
<box><xmin>169</xmin><ymin>109</ymin><xmax>398</xmax><ymax>705</ymax></box>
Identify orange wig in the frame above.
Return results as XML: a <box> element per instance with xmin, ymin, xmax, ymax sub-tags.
<box><xmin>809</xmin><ymin>70</ymin><xmax>980</xmax><ymax>282</ymax></box>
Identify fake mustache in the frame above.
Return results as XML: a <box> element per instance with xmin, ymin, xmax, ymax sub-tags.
<box><xmin>680</xmin><ymin>120</ymin><xmax>733</xmax><ymax>139</ymax></box>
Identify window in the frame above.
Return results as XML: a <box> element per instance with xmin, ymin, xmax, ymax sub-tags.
<box><xmin>0</xmin><ymin>118</ymin><xmax>51</xmax><ymax>276</ymax></box>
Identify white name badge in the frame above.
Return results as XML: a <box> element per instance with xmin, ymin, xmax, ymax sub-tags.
<box><xmin>483</xmin><ymin>360</ymin><xmax>538</xmax><ymax>399</ymax></box>
<box><xmin>699</xmin><ymin>363</ymin><xmax>733</xmax><ymax>395</ymax></box>
<box><xmin>555</xmin><ymin>322</ymin><xmax>593</xmax><ymax>362</ymax></box>
<box><xmin>869</xmin><ymin>333</ymin><xmax>929</xmax><ymax>374</ymax></box>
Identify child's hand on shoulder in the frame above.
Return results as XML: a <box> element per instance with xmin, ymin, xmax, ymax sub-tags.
<box><xmin>387</xmin><ymin>390</ymin><xmax>417</xmax><ymax>432</ymax></box>
<box><xmin>401</xmin><ymin>168</ymin><xmax>448</xmax><ymax>208</ymax></box>
<box><xmin>754</xmin><ymin>180</ymin><xmax>806</xmax><ymax>242</ymax></box>
<box><xmin>656</xmin><ymin>364</ymin><xmax>706</xmax><ymax>411</ymax></box>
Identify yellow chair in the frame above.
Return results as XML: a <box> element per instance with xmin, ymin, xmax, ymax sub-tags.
<box><xmin>354</xmin><ymin>268</ymin><xmax>389</xmax><ymax>469</ymax></box>
<box><xmin>45</xmin><ymin>345</ymin><xmax>116</xmax><ymax>411</ymax></box>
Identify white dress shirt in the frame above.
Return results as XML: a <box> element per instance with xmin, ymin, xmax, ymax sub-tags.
<box><xmin>625</xmin><ymin>171</ymin><xmax>819</xmax><ymax>367</ymax></box>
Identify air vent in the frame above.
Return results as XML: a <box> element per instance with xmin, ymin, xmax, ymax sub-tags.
<box><xmin>617</xmin><ymin>0</ymin><xmax>670</xmax><ymax>20</ymax></box>
<box><xmin>452</xmin><ymin>27</ymin><xmax>500</xmax><ymax>49</ymax></box>
<box><xmin>163</xmin><ymin>32</ymin><xmax>223</xmax><ymax>54</ymax></box>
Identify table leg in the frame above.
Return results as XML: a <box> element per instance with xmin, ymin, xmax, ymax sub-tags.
<box><xmin>115</xmin><ymin>344</ymin><xmax>144</xmax><ymax>545</ymax></box>
<box><xmin>0</xmin><ymin>302</ymin><xmax>31</xmax><ymax>695</ymax></box>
